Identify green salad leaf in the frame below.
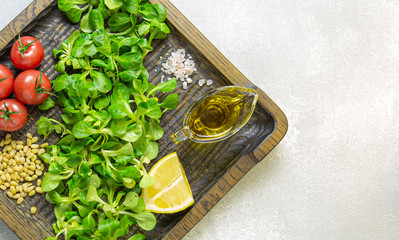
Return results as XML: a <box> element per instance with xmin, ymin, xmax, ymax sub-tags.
<box><xmin>38</xmin><ymin>0</ymin><xmax>178</xmax><ymax>239</ymax></box>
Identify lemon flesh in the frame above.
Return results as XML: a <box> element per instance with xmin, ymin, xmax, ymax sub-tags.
<box><xmin>142</xmin><ymin>152</ymin><xmax>194</xmax><ymax>213</ymax></box>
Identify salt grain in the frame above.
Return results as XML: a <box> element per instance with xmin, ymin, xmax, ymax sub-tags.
<box><xmin>206</xmin><ymin>79</ymin><xmax>213</xmax><ymax>85</ymax></box>
<box><xmin>161</xmin><ymin>49</ymin><xmax>196</xmax><ymax>85</ymax></box>
<box><xmin>199</xmin><ymin>79</ymin><xmax>206</xmax><ymax>86</ymax></box>
<box><xmin>186</xmin><ymin>78</ymin><xmax>192</xmax><ymax>84</ymax></box>
<box><xmin>183</xmin><ymin>82</ymin><xmax>188</xmax><ymax>89</ymax></box>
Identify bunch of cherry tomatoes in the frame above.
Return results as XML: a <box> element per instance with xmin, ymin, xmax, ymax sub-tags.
<box><xmin>0</xmin><ymin>36</ymin><xmax>52</xmax><ymax>132</ymax></box>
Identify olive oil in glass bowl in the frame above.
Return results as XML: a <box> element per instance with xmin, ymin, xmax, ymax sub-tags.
<box><xmin>172</xmin><ymin>86</ymin><xmax>258</xmax><ymax>143</ymax></box>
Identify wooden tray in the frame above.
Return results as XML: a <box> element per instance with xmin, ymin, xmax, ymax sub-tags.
<box><xmin>0</xmin><ymin>0</ymin><xmax>288</xmax><ymax>239</ymax></box>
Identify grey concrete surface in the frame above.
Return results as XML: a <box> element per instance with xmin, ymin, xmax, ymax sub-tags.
<box><xmin>1</xmin><ymin>0</ymin><xmax>399</xmax><ymax>239</ymax></box>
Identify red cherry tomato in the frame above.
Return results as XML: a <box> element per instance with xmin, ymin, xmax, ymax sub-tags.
<box><xmin>10</xmin><ymin>36</ymin><xmax>44</xmax><ymax>70</ymax></box>
<box><xmin>0</xmin><ymin>99</ymin><xmax>27</xmax><ymax>132</ymax></box>
<box><xmin>14</xmin><ymin>70</ymin><xmax>51</xmax><ymax>105</ymax></box>
<box><xmin>0</xmin><ymin>64</ymin><xmax>14</xmax><ymax>99</ymax></box>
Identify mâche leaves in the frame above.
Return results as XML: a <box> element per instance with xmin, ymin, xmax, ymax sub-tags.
<box><xmin>39</xmin><ymin>1</ymin><xmax>178</xmax><ymax>239</ymax></box>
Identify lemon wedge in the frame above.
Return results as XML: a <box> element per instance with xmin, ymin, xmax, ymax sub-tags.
<box><xmin>142</xmin><ymin>152</ymin><xmax>194</xmax><ymax>213</ymax></box>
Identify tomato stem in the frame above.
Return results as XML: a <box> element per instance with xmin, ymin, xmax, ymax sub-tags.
<box><xmin>0</xmin><ymin>75</ymin><xmax>10</xmax><ymax>82</ymax></box>
<box><xmin>34</xmin><ymin>72</ymin><xmax>56</xmax><ymax>97</ymax></box>
<box><xmin>0</xmin><ymin>100</ymin><xmax>21</xmax><ymax>129</ymax></box>
<box><xmin>16</xmin><ymin>34</ymin><xmax>37</xmax><ymax>61</ymax></box>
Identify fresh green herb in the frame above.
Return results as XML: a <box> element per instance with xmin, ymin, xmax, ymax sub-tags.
<box><xmin>39</xmin><ymin>1</ymin><xmax>177</xmax><ymax>239</ymax></box>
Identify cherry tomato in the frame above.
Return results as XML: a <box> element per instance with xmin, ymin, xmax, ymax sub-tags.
<box><xmin>0</xmin><ymin>64</ymin><xmax>14</xmax><ymax>99</ymax></box>
<box><xmin>10</xmin><ymin>36</ymin><xmax>44</xmax><ymax>70</ymax></box>
<box><xmin>14</xmin><ymin>70</ymin><xmax>51</xmax><ymax>105</ymax></box>
<box><xmin>0</xmin><ymin>99</ymin><xmax>27</xmax><ymax>132</ymax></box>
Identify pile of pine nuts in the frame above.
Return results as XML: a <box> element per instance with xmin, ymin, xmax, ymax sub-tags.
<box><xmin>0</xmin><ymin>133</ymin><xmax>48</xmax><ymax>215</ymax></box>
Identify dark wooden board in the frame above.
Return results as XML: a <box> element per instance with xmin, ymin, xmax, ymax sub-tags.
<box><xmin>0</xmin><ymin>0</ymin><xmax>288</xmax><ymax>239</ymax></box>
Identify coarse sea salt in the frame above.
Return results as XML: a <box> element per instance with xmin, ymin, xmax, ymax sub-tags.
<box><xmin>160</xmin><ymin>49</ymin><xmax>213</xmax><ymax>89</ymax></box>
<box><xmin>161</xmin><ymin>49</ymin><xmax>196</xmax><ymax>83</ymax></box>
<box><xmin>199</xmin><ymin>79</ymin><xmax>206</xmax><ymax>86</ymax></box>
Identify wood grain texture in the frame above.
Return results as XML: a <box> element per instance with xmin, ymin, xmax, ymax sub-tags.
<box><xmin>0</xmin><ymin>0</ymin><xmax>287</xmax><ymax>239</ymax></box>
<box><xmin>0</xmin><ymin>0</ymin><xmax>55</xmax><ymax>50</ymax></box>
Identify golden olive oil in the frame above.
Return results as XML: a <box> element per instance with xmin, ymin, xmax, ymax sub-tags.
<box><xmin>172</xmin><ymin>86</ymin><xmax>258</xmax><ymax>143</ymax></box>
<box><xmin>188</xmin><ymin>90</ymin><xmax>248</xmax><ymax>139</ymax></box>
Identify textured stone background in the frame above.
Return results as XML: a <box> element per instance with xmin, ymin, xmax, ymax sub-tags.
<box><xmin>1</xmin><ymin>0</ymin><xmax>399</xmax><ymax>239</ymax></box>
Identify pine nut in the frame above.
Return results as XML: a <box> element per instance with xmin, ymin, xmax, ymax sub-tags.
<box><xmin>0</xmin><ymin>139</ymin><xmax>4</xmax><ymax>147</ymax></box>
<box><xmin>31</xmin><ymin>149</ymin><xmax>39</xmax><ymax>154</ymax></box>
<box><xmin>4</xmin><ymin>138</ymin><xmax>11</xmax><ymax>145</ymax></box>
<box><xmin>28</xmin><ymin>165</ymin><xmax>36</xmax><ymax>171</ymax></box>
<box><xmin>9</xmin><ymin>159</ymin><xmax>15</xmax><ymax>166</ymax></box>
<box><xmin>0</xmin><ymin>185</ymin><xmax>6</xmax><ymax>191</ymax></box>
<box><xmin>10</xmin><ymin>186</ymin><xmax>16</xmax><ymax>194</ymax></box>
<box><xmin>17</xmin><ymin>197</ymin><xmax>23</xmax><ymax>205</ymax></box>
<box><xmin>31</xmin><ymin>137</ymin><xmax>38</xmax><ymax>144</ymax></box>
<box><xmin>5</xmin><ymin>173</ymin><xmax>11</xmax><ymax>182</ymax></box>
<box><xmin>30</xmin><ymin>207</ymin><xmax>37</xmax><ymax>215</ymax></box>
<box><xmin>22</xmin><ymin>184</ymin><xmax>28</xmax><ymax>192</ymax></box>
<box><xmin>30</xmin><ymin>144</ymin><xmax>39</xmax><ymax>149</ymax></box>
<box><xmin>13</xmin><ymin>172</ymin><xmax>19</xmax><ymax>180</ymax></box>
<box><xmin>36</xmin><ymin>179</ymin><xmax>42</xmax><ymax>187</ymax></box>
<box><xmin>4</xmin><ymin>182</ymin><xmax>10</xmax><ymax>188</ymax></box>
<box><xmin>5</xmin><ymin>133</ymin><xmax>12</xmax><ymax>140</ymax></box>
<box><xmin>40</xmin><ymin>143</ymin><xmax>48</xmax><ymax>148</ymax></box>
<box><xmin>27</xmin><ymin>185</ymin><xmax>35</xmax><ymax>192</ymax></box>
<box><xmin>11</xmin><ymin>141</ymin><xmax>16</xmax><ymax>149</ymax></box>
<box><xmin>20</xmin><ymin>192</ymin><xmax>27</xmax><ymax>198</ymax></box>
<box><xmin>16</xmin><ymin>145</ymin><xmax>23</xmax><ymax>150</ymax></box>
<box><xmin>37</xmin><ymin>149</ymin><xmax>46</xmax><ymax>155</ymax></box>
<box><xmin>35</xmin><ymin>187</ymin><xmax>44</xmax><ymax>194</ymax></box>
<box><xmin>27</xmin><ymin>138</ymin><xmax>32</xmax><ymax>147</ymax></box>
<box><xmin>12</xmin><ymin>193</ymin><xmax>20</xmax><ymax>199</ymax></box>
<box><xmin>28</xmin><ymin>190</ymin><xmax>36</xmax><ymax>196</ymax></box>
<box><xmin>26</xmin><ymin>133</ymin><xmax>32</xmax><ymax>139</ymax></box>
<box><xmin>6</xmin><ymin>191</ymin><xmax>13</xmax><ymax>198</ymax></box>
